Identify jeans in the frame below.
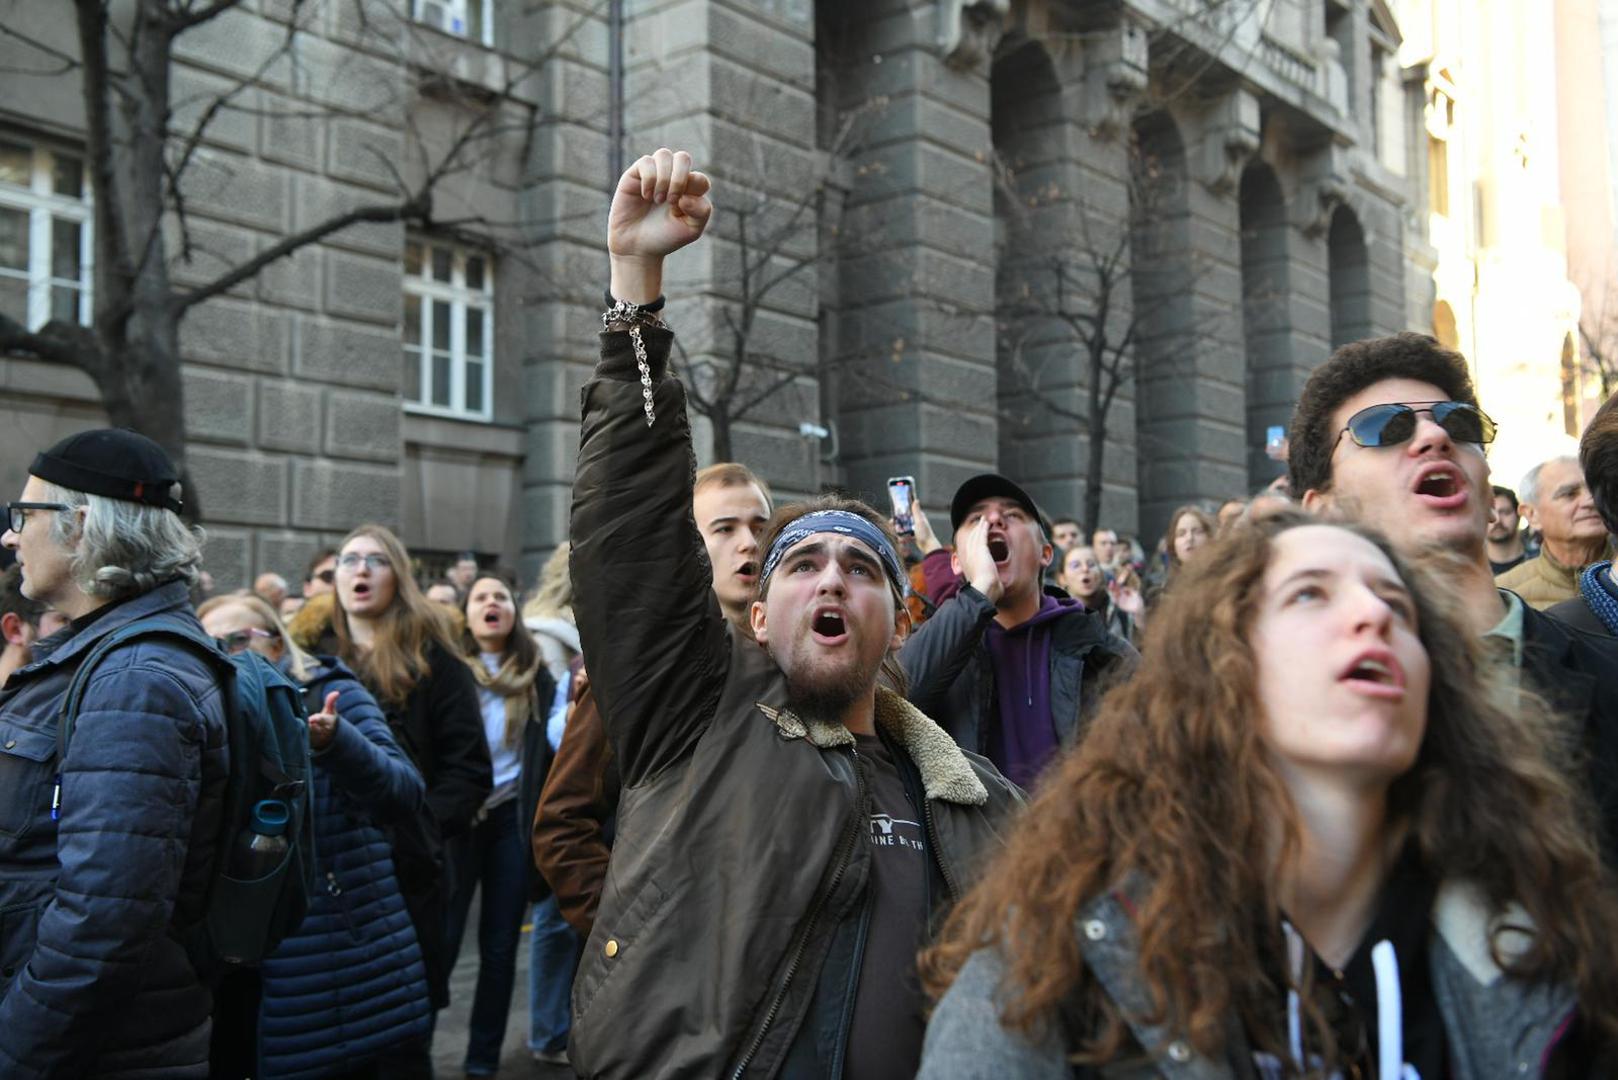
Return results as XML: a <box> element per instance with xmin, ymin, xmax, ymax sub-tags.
<box><xmin>444</xmin><ymin>798</ymin><xmax>530</xmax><ymax>1075</ymax></box>
<box><xmin>527</xmin><ymin>893</ymin><xmax>584</xmax><ymax>1054</ymax></box>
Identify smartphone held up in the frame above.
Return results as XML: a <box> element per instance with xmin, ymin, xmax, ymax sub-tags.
<box><xmin>887</xmin><ymin>476</ymin><xmax>916</xmax><ymax>535</ymax></box>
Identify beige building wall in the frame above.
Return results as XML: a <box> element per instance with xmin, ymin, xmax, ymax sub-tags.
<box><xmin>1398</xmin><ymin>0</ymin><xmax>1583</xmax><ymax>492</ymax></box>
<box><xmin>1556</xmin><ymin>0</ymin><xmax>1617</xmax><ymax>431</ymax></box>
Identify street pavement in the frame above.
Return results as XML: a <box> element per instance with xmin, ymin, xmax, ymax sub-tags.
<box><xmin>432</xmin><ymin>901</ymin><xmax>576</xmax><ymax>1079</ymax></box>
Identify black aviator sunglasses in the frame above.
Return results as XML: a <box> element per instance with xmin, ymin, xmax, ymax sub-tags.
<box><xmin>1334</xmin><ymin>400</ymin><xmax>1496</xmax><ymax>450</ymax></box>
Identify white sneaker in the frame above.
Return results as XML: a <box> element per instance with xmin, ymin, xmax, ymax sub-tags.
<box><xmin>532</xmin><ymin>1048</ymin><xmax>570</xmax><ymax>1066</ymax></box>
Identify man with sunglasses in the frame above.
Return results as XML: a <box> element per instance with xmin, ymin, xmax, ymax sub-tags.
<box><xmin>1289</xmin><ymin>332</ymin><xmax>1618</xmax><ymax>865</ymax></box>
<box><xmin>0</xmin><ymin>428</ymin><xmax>231</xmax><ymax>1077</ymax></box>
<box><xmin>302</xmin><ymin>548</ymin><xmax>337</xmax><ymax>599</ymax></box>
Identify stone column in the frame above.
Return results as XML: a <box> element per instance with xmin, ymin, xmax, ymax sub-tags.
<box><xmin>1133</xmin><ymin>99</ymin><xmax>1251</xmax><ymax>540</ymax></box>
<box><xmin>993</xmin><ymin>20</ymin><xmax>1146</xmax><ymax>532</ymax></box>
<box><xmin>821</xmin><ymin>0</ymin><xmax>1001</xmax><ymax>510</ymax></box>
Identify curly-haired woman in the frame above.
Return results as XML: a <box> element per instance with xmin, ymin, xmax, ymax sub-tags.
<box><xmin>920</xmin><ymin>511</ymin><xmax>1618</xmax><ymax>1077</ymax></box>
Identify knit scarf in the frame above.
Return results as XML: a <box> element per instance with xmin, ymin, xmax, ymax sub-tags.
<box><xmin>470</xmin><ymin>652</ymin><xmax>541</xmax><ymax>747</ymax></box>
<box><xmin>1579</xmin><ymin>560</ymin><xmax>1618</xmax><ymax>635</ymax></box>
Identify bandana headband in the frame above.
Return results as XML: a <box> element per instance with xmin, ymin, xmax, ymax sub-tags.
<box><xmin>759</xmin><ymin>510</ymin><xmax>905</xmax><ymax>596</ymax></box>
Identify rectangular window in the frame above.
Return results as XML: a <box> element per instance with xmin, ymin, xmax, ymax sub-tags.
<box><xmin>0</xmin><ymin>137</ymin><xmax>92</xmax><ymax>331</ymax></box>
<box><xmin>402</xmin><ymin>238</ymin><xmax>494</xmax><ymax>421</ymax></box>
<box><xmin>1427</xmin><ymin>135</ymin><xmax>1449</xmax><ymax>218</ymax></box>
<box><xmin>412</xmin><ymin>0</ymin><xmax>493</xmax><ymax>47</ymax></box>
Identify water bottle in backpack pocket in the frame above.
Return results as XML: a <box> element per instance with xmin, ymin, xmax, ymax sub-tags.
<box><xmin>232</xmin><ymin>799</ymin><xmax>293</xmax><ymax>880</ymax></box>
<box><xmin>58</xmin><ymin>615</ymin><xmax>316</xmax><ymax>978</ymax></box>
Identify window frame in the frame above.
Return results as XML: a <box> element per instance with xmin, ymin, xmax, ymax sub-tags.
<box><xmin>402</xmin><ymin>237</ymin><xmax>495</xmax><ymax>423</ymax></box>
<box><xmin>0</xmin><ymin>137</ymin><xmax>93</xmax><ymax>332</ymax></box>
<box><xmin>411</xmin><ymin>0</ymin><xmax>494</xmax><ymax>48</ymax></box>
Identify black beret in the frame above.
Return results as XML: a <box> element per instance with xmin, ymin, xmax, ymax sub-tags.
<box><xmin>30</xmin><ymin>428</ymin><xmax>183</xmax><ymax>514</ymax></box>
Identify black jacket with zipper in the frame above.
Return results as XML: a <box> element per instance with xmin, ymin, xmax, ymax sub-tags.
<box><xmin>898</xmin><ymin>582</ymin><xmax>1137</xmax><ymax>765</ymax></box>
<box><xmin>568</xmin><ymin>326</ymin><xmax>1022</xmax><ymax>1079</ymax></box>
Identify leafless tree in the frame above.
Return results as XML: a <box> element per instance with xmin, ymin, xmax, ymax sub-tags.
<box><xmin>1578</xmin><ymin>281</ymin><xmax>1618</xmax><ymax>404</ymax></box>
<box><xmin>672</xmin><ymin>84</ymin><xmax>889</xmax><ymax>463</ymax></box>
<box><xmin>0</xmin><ymin>0</ymin><xmax>596</xmax><ymax>515</ymax></box>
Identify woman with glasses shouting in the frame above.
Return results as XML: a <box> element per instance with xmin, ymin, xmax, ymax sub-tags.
<box><xmin>196</xmin><ymin>592</ymin><xmax>432</xmax><ymax>1078</ymax></box>
<box><xmin>286</xmin><ymin>524</ymin><xmax>492</xmax><ymax>1075</ymax></box>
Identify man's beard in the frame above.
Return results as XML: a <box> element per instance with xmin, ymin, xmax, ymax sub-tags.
<box><xmin>774</xmin><ymin>644</ymin><xmax>885</xmax><ymax>726</ymax></box>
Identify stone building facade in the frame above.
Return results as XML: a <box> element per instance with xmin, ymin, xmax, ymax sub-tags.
<box><xmin>0</xmin><ymin>0</ymin><xmax>1415</xmax><ymax>588</ymax></box>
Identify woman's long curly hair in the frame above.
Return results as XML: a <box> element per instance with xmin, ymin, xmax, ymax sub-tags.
<box><xmin>921</xmin><ymin>510</ymin><xmax>1618</xmax><ymax>1066</ymax></box>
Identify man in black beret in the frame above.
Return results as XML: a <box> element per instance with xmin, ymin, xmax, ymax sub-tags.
<box><xmin>0</xmin><ymin>428</ymin><xmax>230</xmax><ymax>1078</ymax></box>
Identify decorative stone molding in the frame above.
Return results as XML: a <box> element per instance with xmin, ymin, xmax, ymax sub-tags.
<box><xmin>1081</xmin><ymin>20</ymin><xmax>1148</xmax><ymax>138</ymax></box>
<box><xmin>1293</xmin><ymin>143</ymin><xmax>1353</xmax><ymax>237</ymax></box>
<box><xmin>939</xmin><ymin>0</ymin><xmax>1011</xmax><ymax>72</ymax></box>
<box><xmin>1193</xmin><ymin>89</ymin><xmax>1261</xmax><ymax>195</ymax></box>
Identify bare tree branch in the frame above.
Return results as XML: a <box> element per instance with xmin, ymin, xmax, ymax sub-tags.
<box><xmin>175</xmin><ymin>195</ymin><xmax>430</xmax><ymax>313</ymax></box>
<box><xmin>169</xmin><ymin>0</ymin><xmax>244</xmax><ymax>34</ymax></box>
<box><xmin>0</xmin><ymin>23</ymin><xmax>83</xmax><ymax>73</ymax></box>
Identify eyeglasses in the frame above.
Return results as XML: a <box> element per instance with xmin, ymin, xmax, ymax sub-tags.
<box><xmin>312</xmin><ymin>569</ymin><xmax>336</xmax><ymax>585</ymax></box>
<box><xmin>221</xmin><ymin>627</ymin><xmax>278</xmax><ymax>654</ymax></box>
<box><xmin>5</xmin><ymin>501</ymin><xmax>72</xmax><ymax>535</ymax></box>
<box><xmin>1335</xmin><ymin>401</ymin><xmax>1497</xmax><ymax>450</ymax></box>
<box><xmin>337</xmin><ymin>553</ymin><xmax>391</xmax><ymax>573</ymax></box>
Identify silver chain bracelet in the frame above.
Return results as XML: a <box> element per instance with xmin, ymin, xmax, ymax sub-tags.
<box><xmin>603</xmin><ymin>299</ymin><xmax>668</xmax><ymax>427</ymax></box>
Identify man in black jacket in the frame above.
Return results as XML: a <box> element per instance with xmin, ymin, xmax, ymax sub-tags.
<box><xmin>1289</xmin><ymin>333</ymin><xmax>1618</xmax><ymax>864</ymax></box>
<box><xmin>567</xmin><ymin>147</ymin><xmax>1020</xmax><ymax>1079</ymax></box>
<box><xmin>898</xmin><ymin>474</ymin><xmax>1136</xmax><ymax>788</ymax></box>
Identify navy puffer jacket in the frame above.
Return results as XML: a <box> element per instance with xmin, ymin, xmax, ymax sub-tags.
<box><xmin>0</xmin><ymin>581</ymin><xmax>229</xmax><ymax>1079</ymax></box>
<box><xmin>257</xmin><ymin>658</ymin><xmax>431</xmax><ymax>1079</ymax></box>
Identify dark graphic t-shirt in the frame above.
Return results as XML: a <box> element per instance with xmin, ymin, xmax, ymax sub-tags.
<box><xmin>842</xmin><ymin>734</ymin><xmax>930</xmax><ymax>1080</ymax></box>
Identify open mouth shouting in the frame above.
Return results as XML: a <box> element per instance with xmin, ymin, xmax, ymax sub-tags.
<box><xmin>350</xmin><ymin>580</ymin><xmax>373</xmax><ymax>601</ymax></box>
<box><xmin>986</xmin><ymin>533</ymin><xmax>1010</xmax><ymax>564</ymax></box>
<box><xmin>1339</xmin><ymin>648</ymin><xmax>1407</xmax><ymax>700</ymax></box>
<box><xmin>734</xmin><ymin>560</ymin><xmax>758</xmax><ymax>585</ymax></box>
<box><xmin>482</xmin><ymin>608</ymin><xmax>503</xmax><ymax>628</ymax></box>
<box><xmin>810</xmin><ymin>606</ymin><xmax>849</xmax><ymax>645</ymax></box>
<box><xmin>1411</xmin><ymin>461</ymin><xmax>1468</xmax><ymax>510</ymax></box>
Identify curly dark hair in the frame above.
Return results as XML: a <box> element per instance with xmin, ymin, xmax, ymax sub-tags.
<box><xmin>1287</xmin><ymin>333</ymin><xmax>1478</xmax><ymax>497</ymax></box>
<box><xmin>1582</xmin><ymin>393</ymin><xmax>1618</xmax><ymax>535</ymax></box>
<box><xmin>922</xmin><ymin>509</ymin><xmax>1618</xmax><ymax>1065</ymax></box>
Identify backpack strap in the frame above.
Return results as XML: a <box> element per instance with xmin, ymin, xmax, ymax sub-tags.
<box><xmin>55</xmin><ymin>614</ymin><xmax>234</xmax><ymax>767</ymax></box>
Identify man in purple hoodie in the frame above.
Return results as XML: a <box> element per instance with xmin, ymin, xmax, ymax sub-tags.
<box><xmin>898</xmin><ymin>474</ymin><xmax>1136</xmax><ymax>788</ymax></box>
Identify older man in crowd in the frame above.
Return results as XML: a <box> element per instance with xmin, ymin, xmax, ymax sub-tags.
<box><xmin>0</xmin><ymin>429</ymin><xmax>230</xmax><ymax>1078</ymax></box>
<box><xmin>1496</xmin><ymin>455</ymin><xmax>1612</xmax><ymax>608</ymax></box>
<box><xmin>1549</xmin><ymin>395</ymin><xmax>1618</xmax><ymax>636</ymax></box>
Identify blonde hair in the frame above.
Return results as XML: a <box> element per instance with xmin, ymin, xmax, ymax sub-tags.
<box><xmin>196</xmin><ymin>591</ymin><xmax>312</xmax><ymax>682</ymax></box>
<box><xmin>522</xmin><ymin>543</ymin><xmax>573</xmax><ymax>623</ymax></box>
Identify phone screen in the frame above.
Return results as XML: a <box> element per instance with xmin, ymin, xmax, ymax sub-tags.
<box><xmin>887</xmin><ymin>477</ymin><xmax>916</xmax><ymax>535</ymax></box>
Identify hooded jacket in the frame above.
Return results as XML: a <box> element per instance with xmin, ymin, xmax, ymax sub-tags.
<box><xmin>569</xmin><ymin>326</ymin><xmax>1022</xmax><ymax>1079</ymax></box>
<box><xmin>258</xmin><ymin>657</ymin><xmax>431</xmax><ymax>1078</ymax></box>
<box><xmin>899</xmin><ymin>583</ymin><xmax>1136</xmax><ymax>782</ymax></box>
<box><xmin>0</xmin><ymin>581</ymin><xmax>229</xmax><ymax>1079</ymax></box>
<box><xmin>919</xmin><ymin>882</ymin><xmax>1586</xmax><ymax>1079</ymax></box>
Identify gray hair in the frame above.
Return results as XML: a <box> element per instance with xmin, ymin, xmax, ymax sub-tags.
<box><xmin>1519</xmin><ymin>455</ymin><xmax>1581</xmax><ymax>507</ymax></box>
<box><xmin>43</xmin><ymin>480</ymin><xmax>205</xmax><ymax>600</ymax></box>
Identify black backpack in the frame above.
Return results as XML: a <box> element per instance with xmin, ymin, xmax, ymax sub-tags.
<box><xmin>56</xmin><ymin>614</ymin><xmax>316</xmax><ymax>977</ymax></box>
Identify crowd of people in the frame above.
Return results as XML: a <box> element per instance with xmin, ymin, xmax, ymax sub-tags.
<box><xmin>1</xmin><ymin>147</ymin><xmax>1618</xmax><ymax>1079</ymax></box>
